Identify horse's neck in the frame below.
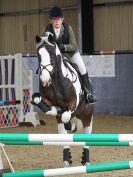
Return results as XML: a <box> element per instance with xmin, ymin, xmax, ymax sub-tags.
<box><xmin>55</xmin><ymin>55</ymin><xmax>68</xmax><ymax>77</ymax></box>
<box><xmin>61</xmin><ymin>56</ymin><xmax>80</xmax><ymax>83</ymax></box>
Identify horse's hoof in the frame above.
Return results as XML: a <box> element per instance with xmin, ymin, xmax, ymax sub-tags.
<box><xmin>33</xmin><ymin>96</ymin><xmax>41</xmax><ymax>104</ymax></box>
<box><xmin>81</xmin><ymin>148</ymin><xmax>90</xmax><ymax>165</ymax></box>
<box><xmin>81</xmin><ymin>160</ymin><xmax>90</xmax><ymax>166</ymax></box>
<box><xmin>64</xmin><ymin>161</ymin><xmax>71</xmax><ymax>167</ymax></box>
<box><xmin>63</xmin><ymin>148</ymin><xmax>72</xmax><ymax>167</ymax></box>
<box><xmin>85</xmin><ymin>162</ymin><xmax>90</xmax><ymax>166</ymax></box>
<box><xmin>81</xmin><ymin>162</ymin><xmax>90</xmax><ymax>166</ymax></box>
<box><xmin>32</xmin><ymin>93</ymin><xmax>41</xmax><ymax>104</ymax></box>
<box><xmin>45</xmin><ymin>106</ymin><xmax>57</xmax><ymax>116</ymax></box>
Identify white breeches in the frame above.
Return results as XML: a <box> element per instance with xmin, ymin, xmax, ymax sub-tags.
<box><xmin>70</xmin><ymin>52</ymin><xmax>87</xmax><ymax>75</ymax></box>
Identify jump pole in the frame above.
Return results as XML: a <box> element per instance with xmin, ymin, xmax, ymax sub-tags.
<box><xmin>1</xmin><ymin>141</ymin><xmax>133</xmax><ymax>146</ymax></box>
<box><xmin>0</xmin><ymin>134</ymin><xmax>133</xmax><ymax>142</ymax></box>
<box><xmin>2</xmin><ymin>161</ymin><xmax>133</xmax><ymax>177</ymax></box>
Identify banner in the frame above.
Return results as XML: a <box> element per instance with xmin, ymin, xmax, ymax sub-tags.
<box><xmin>82</xmin><ymin>55</ymin><xmax>115</xmax><ymax>77</ymax></box>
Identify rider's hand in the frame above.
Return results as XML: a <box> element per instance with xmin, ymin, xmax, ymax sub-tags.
<box><xmin>59</xmin><ymin>43</ymin><xmax>65</xmax><ymax>52</ymax></box>
<box><xmin>56</xmin><ymin>41</ymin><xmax>65</xmax><ymax>52</ymax></box>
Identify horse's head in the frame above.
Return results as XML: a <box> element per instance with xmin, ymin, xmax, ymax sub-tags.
<box><xmin>36</xmin><ymin>32</ymin><xmax>61</xmax><ymax>86</ymax></box>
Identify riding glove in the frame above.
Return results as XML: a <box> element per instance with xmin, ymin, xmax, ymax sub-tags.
<box><xmin>56</xmin><ymin>41</ymin><xmax>65</xmax><ymax>52</ymax></box>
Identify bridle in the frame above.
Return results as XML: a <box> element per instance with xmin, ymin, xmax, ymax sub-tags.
<box><xmin>36</xmin><ymin>57</ymin><xmax>57</xmax><ymax>77</ymax></box>
<box><xmin>36</xmin><ymin>40</ymin><xmax>77</xmax><ymax>83</ymax></box>
<box><xmin>36</xmin><ymin>43</ymin><xmax>58</xmax><ymax>77</ymax></box>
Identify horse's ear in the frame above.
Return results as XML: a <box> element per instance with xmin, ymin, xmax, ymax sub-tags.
<box><xmin>36</xmin><ymin>35</ymin><xmax>41</xmax><ymax>43</ymax></box>
<box><xmin>48</xmin><ymin>33</ymin><xmax>54</xmax><ymax>44</ymax></box>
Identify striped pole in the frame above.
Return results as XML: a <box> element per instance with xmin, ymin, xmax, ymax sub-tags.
<box><xmin>1</xmin><ymin>141</ymin><xmax>133</xmax><ymax>146</ymax></box>
<box><xmin>2</xmin><ymin>161</ymin><xmax>133</xmax><ymax>177</ymax></box>
<box><xmin>0</xmin><ymin>134</ymin><xmax>133</xmax><ymax>142</ymax></box>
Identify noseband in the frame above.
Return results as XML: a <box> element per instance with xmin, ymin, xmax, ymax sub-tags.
<box><xmin>36</xmin><ymin>58</ymin><xmax>56</xmax><ymax>77</ymax></box>
<box><xmin>36</xmin><ymin>44</ymin><xmax>57</xmax><ymax>76</ymax></box>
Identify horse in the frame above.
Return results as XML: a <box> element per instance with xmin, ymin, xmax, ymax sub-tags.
<box><xmin>32</xmin><ymin>32</ymin><xmax>94</xmax><ymax>167</ymax></box>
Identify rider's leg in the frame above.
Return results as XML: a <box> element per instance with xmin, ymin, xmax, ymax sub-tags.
<box><xmin>70</xmin><ymin>52</ymin><xmax>96</xmax><ymax>103</ymax></box>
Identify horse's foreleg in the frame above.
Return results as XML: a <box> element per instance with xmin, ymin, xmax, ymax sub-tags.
<box><xmin>61</xmin><ymin>98</ymin><xmax>77</xmax><ymax>124</ymax></box>
<box><xmin>32</xmin><ymin>93</ymin><xmax>51</xmax><ymax>112</ymax></box>
<box><xmin>81</xmin><ymin>116</ymin><xmax>93</xmax><ymax>165</ymax></box>
<box><xmin>32</xmin><ymin>93</ymin><xmax>63</xmax><ymax>116</ymax></box>
<box><xmin>61</xmin><ymin>110</ymin><xmax>72</xmax><ymax>123</ymax></box>
<box><xmin>57</xmin><ymin>122</ymin><xmax>72</xmax><ymax>167</ymax></box>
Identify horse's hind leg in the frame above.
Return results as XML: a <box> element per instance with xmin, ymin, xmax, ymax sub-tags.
<box><xmin>56</xmin><ymin>117</ymin><xmax>72</xmax><ymax>167</ymax></box>
<box><xmin>81</xmin><ymin>115</ymin><xmax>93</xmax><ymax>165</ymax></box>
<box><xmin>64</xmin><ymin>122</ymin><xmax>77</xmax><ymax>133</ymax></box>
<box><xmin>63</xmin><ymin>148</ymin><xmax>72</xmax><ymax>167</ymax></box>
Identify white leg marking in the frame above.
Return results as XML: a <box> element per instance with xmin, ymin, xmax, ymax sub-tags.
<box><xmin>83</xmin><ymin>115</ymin><xmax>93</xmax><ymax>149</ymax></box>
<box><xmin>45</xmin><ymin>106</ymin><xmax>57</xmax><ymax>116</ymax></box>
<box><xmin>61</xmin><ymin>111</ymin><xmax>71</xmax><ymax>123</ymax></box>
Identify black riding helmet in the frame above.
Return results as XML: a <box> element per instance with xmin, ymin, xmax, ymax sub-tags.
<box><xmin>49</xmin><ymin>5</ymin><xmax>64</xmax><ymax>18</ymax></box>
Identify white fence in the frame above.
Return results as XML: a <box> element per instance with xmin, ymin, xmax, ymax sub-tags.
<box><xmin>0</xmin><ymin>53</ymin><xmax>39</xmax><ymax>128</ymax></box>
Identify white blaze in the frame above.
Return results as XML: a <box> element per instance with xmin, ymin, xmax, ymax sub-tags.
<box><xmin>39</xmin><ymin>47</ymin><xmax>53</xmax><ymax>86</ymax></box>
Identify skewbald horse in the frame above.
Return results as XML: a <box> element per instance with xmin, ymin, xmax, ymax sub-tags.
<box><xmin>32</xmin><ymin>32</ymin><xmax>94</xmax><ymax>167</ymax></box>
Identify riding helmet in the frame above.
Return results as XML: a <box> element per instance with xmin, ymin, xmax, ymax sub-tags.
<box><xmin>49</xmin><ymin>5</ymin><xmax>64</xmax><ymax>18</ymax></box>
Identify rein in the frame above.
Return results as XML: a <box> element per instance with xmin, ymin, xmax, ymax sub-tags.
<box><xmin>57</xmin><ymin>46</ymin><xmax>78</xmax><ymax>83</ymax></box>
<box><xmin>62</xmin><ymin>57</ymin><xmax>77</xmax><ymax>83</ymax></box>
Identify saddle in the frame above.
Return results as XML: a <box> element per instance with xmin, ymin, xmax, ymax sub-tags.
<box><xmin>62</xmin><ymin>56</ymin><xmax>96</xmax><ymax>104</ymax></box>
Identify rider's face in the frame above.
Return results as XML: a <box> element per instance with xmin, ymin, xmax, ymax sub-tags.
<box><xmin>50</xmin><ymin>18</ymin><xmax>64</xmax><ymax>29</ymax></box>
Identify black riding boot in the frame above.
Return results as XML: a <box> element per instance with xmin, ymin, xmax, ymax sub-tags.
<box><xmin>81</xmin><ymin>73</ymin><xmax>97</xmax><ymax>104</ymax></box>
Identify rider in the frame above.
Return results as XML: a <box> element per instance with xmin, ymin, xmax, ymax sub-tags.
<box><xmin>41</xmin><ymin>5</ymin><xmax>96</xmax><ymax>104</ymax></box>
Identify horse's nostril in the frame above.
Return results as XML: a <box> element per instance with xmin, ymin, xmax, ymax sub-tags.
<box><xmin>41</xmin><ymin>78</ymin><xmax>51</xmax><ymax>87</ymax></box>
<box><xmin>46</xmin><ymin>80</ymin><xmax>51</xmax><ymax>87</ymax></box>
<box><xmin>41</xmin><ymin>80</ymin><xmax>44</xmax><ymax>85</ymax></box>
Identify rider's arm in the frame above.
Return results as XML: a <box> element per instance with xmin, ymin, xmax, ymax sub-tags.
<box><xmin>64</xmin><ymin>25</ymin><xmax>78</xmax><ymax>52</ymax></box>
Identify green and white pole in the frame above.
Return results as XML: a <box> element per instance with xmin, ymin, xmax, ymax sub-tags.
<box><xmin>1</xmin><ymin>134</ymin><xmax>133</xmax><ymax>142</ymax></box>
<box><xmin>2</xmin><ymin>161</ymin><xmax>133</xmax><ymax>177</ymax></box>
<box><xmin>1</xmin><ymin>141</ymin><xmax>133</xmax><ymax>146</ymax></box>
